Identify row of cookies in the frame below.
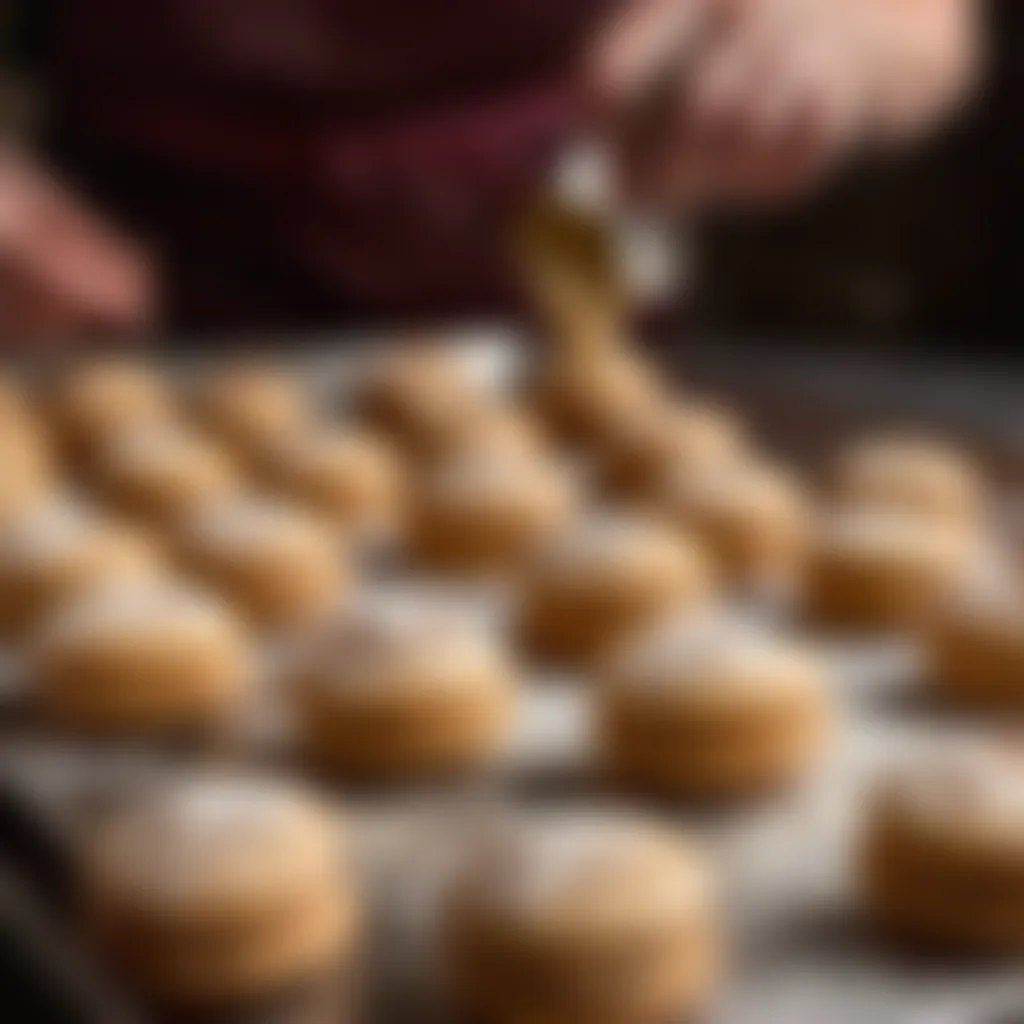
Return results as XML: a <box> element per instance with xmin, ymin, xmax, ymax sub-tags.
<box><xmin>78</xmin><ymin>734</ymin><xmax>1024</xmax><ymax>1022</ymax></box>
<box><xmin>1</xmin><ymin>346</ymin><xmax>1020</xmax><ymax>752</ymax></box>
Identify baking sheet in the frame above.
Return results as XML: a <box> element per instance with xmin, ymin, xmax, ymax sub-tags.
<box><xmin>2</xmin><ymin>333</ymin><xmax>1023</xmax><ymax>1024</ymax></box>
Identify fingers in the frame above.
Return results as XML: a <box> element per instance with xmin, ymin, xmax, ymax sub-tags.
<box><xmin>618</xmin><ymin>0</ymin><xmax>871</xmax><ymax>207</ymax></box>
<box><xmin>585</xmin><ymin>0</ymin><xmax>720</xmax><ymax>124</ymax></box>
<box><xmin>0</xmin><ymin>149</ymin><xmax>155</xmax><ymax>348</ymax></box>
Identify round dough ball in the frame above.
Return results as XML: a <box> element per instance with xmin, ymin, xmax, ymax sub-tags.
<box><xmin>805</xmin><ymin>509</ymin><xmax>975</xmax><ymax>632</ymax></box>
<box><xmin>47</xmin><ymin>360</ymin><xmax>174</xmax><ymax>466</ymax></box>
<box><xmin>861</xmin><ymin>739</ymin><xmax>1024</xmax><ymax>953</ymax></box>
<box><xmin>930</xmin><ymin>588</ymin><xmax>1024</xmax><ymax>709</ymax></box>
<box><xmin>832</xmin><ymin>435</ymin><xmax>983</xmax><ymax>527</ymax></box>
<box><xmin>660</xmin><ymin>460</ymin><xmax>810</xmax><ymax>588</ymax></box>
<box><xmin>32</xmin><ymin>582</ymin><xmax>251</xmax><ymax>735</ymax></box>
<box><xmin>0</xmin><ymin>408</ymin><xmax>53</xmax><ymax>526</ymax></box>
<box><xmin>84</xmin><ymin>775</ymin><xmax>358</xmax><ymax>1006</ymax></box>
<box><xmin>292</xmin><ymin>598</ymin><xmax>515</xmax><ymax>778</ymax></box>
<box><xmin>411</xmin><ymin>452</ymin><xmax>575</xmax><ymax>575</ymax></box>
<box><xmin>519</xmin><ymin>515</ymin><xmax>712</xmax><ymax>666</ymax></box>
<box><xmin>419</xmin><ymin>402</ymin><xmax>546</xmax><ymax>467</ymax></box>
<box><xmin>0</xmin><ymin>507</ymin><xmax>161</xmax><ymax>640</ymax></box>
<box><xmin>597</xmin><ymin>400</ymin><xmax>745</xmax><ymax>503</ymax></box>
<box><xmin>444</xmin><ymin>814</ymin><xmax>720</xmax><ymax>1024</ymax></box>
<box><xmin>177</xmin><ymin>500</ymin><xmax>346</xmax><ymax>630</ymax></box>
<box><xmin>93</xmin><ymin>427</ymin><xmax>241</xmax><ymax>528</ymax></box>
<box><xmin>531</xmin><ymin>346</ymin><xmax>665</xmax><ymax>449</ymax></box>
<box><xmin>258</xmin><ymin>427</ymin><xmax>403</xmax><ymax>539</ymax></box>
<box><xmin>191</xmin><ymin>362</ymin><xmax>309</xmax><ymax>463</ymax></box>
<box><xmin>355</xmin><ymin>345</ymin><xmax>492</xmax><ymax>458</ymax></box>
<box><xmin>599</xmin><ymin>619</ymin><xmax>829</xmax><ymax>797</ymax></box>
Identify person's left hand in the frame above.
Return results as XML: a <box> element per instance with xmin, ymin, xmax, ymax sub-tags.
<box><xmin>584</xmin><ymin>0</ymin><xmax>980</xmax><ymax>208</ymax></box>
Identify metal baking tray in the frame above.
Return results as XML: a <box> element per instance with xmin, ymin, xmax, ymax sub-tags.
<box><xmin>1</xmin><ymin>333</ymin><xmax>1023</xmax><ymax>1024</ymax></box>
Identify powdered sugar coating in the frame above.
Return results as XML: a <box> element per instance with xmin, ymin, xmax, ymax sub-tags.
<box><xmin>536</xmin><ymin>513</ymin><xmax>678</xmax><ymax>578</ymax></box>
<box><xmin>37</xmin><ymin>580</ymin><xmax>240</xmax><ymax>649</ymax></box>
<box><xmin>883</xmin><ymin>738</ymin><xmax>1024</xmax><ymax>838</ymax></box>
<box><xmin>457</xmin><ymin>812</ymin><xmax>710</xmax><ymax>930</ymax></box>
<box><xmin>819</xmin><ymin>508</ymin><xmax>965</xmax><ymax>559</ymax></box>
<box><xmin>187</xmin><ymin>499</ymin><xmax>323</xmax><ymax>553</ymax></box>
<box><xmin>101</xmin><ymin>426</ymin><xmax>217</xmax><ymax>472</ymax></box>
<box><xmin>424</xmin><ymin>451</ymin><xmax>563</xmax><ymax>507</ymax></box>
<box><xmin>91</xmin><ymin>775</ymin><xmax>337</xmax><ymax>911</ymax></box>
<box><xmin>0</xmin><ymin>504</ymin><xmax>101</xmax><ymax>566</ymax></box>
<box><xmin>302</xmin><ymin>595</ymin><xmax>507</xmax><ymax>694</ymax></box>
<box><xmin>608</xmin><ymin>616</ymin><xmax>820</xmax><ymax>697</ymax></box>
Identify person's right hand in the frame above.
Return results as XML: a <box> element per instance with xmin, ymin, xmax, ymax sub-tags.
<box><xmin>0</xmin><ymin>148</ymin><xmax>154</xmax><ymax>347</ymax></box>
<box><xmin>585</xmin><ymin>0</ymin><xmax>980</xmax><ymax>208</ymax></box>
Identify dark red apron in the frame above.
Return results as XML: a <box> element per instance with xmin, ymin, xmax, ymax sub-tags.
<box><xmin>53</xmin><ymin>0</ymin><xmax>605</xmax><ymax>332</ymax></box>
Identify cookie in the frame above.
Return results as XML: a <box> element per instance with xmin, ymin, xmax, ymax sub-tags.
<box><xmin>444</xmin><ymin>813</ymin><xmax>720</xmax><ymax>1024</ymax></box>
<box><xmin>417</xmin><ymin>402</ymin><xmax>546</xmax><ymax>467</ymax></box>
<box><xmin>292</xmin><ymin>597</ymin><xmax>515</xmax><ymax>778</ymax></box>
<box><xmin>410</xmin><ymin>452</ymin><xmax>575</xmax><ymax>575</ymax></box>
<box><xmin>930</xmin><ymin>587</ymin><xmax>1024</xmax><ymax>709</ymax></box>
<box><xmin>92</xmin><ymin>426</ymin><xmax>241</xmax><ymax>529</ymax></box>
<box><xmin>178</xmin><ymin>500</ymin><xmax>346</xmax><ymax>631</ymax></box>
<box><xmin>32</xmin><ymin>581</ymin><xmax>251</xmax><ymax>735</ymax></box>
<box><xmin>832</xmin><ymin>435</ymin><xmax>982</xmax><ymax>528</ymax></box>
<box><xmin>84</xmin><ymin>775</ymin><xmax>359</xmax><ymax>1008</ymax></box>
<box><xmin>861</xmin><ymin>739</ymin><xmax>1024</xmax><ymax>953</ymax></box>
<box><xmin>531</xmin><ymin>346</ymin><xmax>664</xmax><ymax>449</ymax></box>
<box><xmin>805</xmin><ymin>508</ymin><xmax>974</xmax><ymax>631</ymax></box>
<box><xmin>598</xmin><ymin>618</ymin><xmax>829</xmax><ymax>797</ymax></box>
<box><xmin>0</xmin><ymin>403</ymin><xmax>53</xmax><ymax>525</ymax></box>
<box><xmin>191</xmin><ymin>362</ymin><xmax>309</xmax><ymax>464</ymax></box>
<box><xmin>46</xmin><ymin>359</ymin><xmax>174</xmax><ymax>466</ymax></box>
<box><xmin>519</xmin><ymin>515</ymin><xmax>711</xmax><ymax>666</ymax></box>
<box><xmin>355</xmin><ymin>344</ymin><xmax>491</xmax><ymax>458</ymax></box>
<box><xmin>257</xmin><ymin>427</ymin><xmax>403</xmax><ymax>539</ymax></box>
<box><xmin>597</xmin><ymin>400</ymin><xmax>745</xmax><ymax>503</ymax></box>
<box><xmin>660</xmin><ymin>460</ymin><xmax>810</xmax><ymax>588</ymax></box>
<box><xmin>0</xmin><ymin>506</ymin><xmax>161</xmax><ymax>640</ymax></box>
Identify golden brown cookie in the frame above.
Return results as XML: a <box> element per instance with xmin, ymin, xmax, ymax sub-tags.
<box><xmin>597</xmin><ymin>400</ymin><xmax>745</xmax><ymax>503</ymax></box>
<box><xmin>46</xmin><ymin>359</ymin><xmax>174</xmax><ymax>467</ymax></box>
<box><xmin>419</xmin><ymin>402</ymin><xmax>547</xmax><ymax>467</ymax></box>
<box><xmin>660</xmin><ymin>459</ymin><xmax>810</xmax><ymax>589</ymax></box>
<box><xmin>191</xmin><ymin>362</ymin><xmax>309</xmax><ymax>464</ymax></box>
<box><xmin>0</xmin><ymin>406</ymin><xmax>53</xmax><ymax>526</ymax></box>
<box><xmin>0</xmin><ymin>506</ymin><xmax>162</xmax><ymax>640</ymax></box>
<box><xmin>355</xmin><ymin>344</ymin><xmax>492</xmax><ymax>458</ymax></box>
<box><xmin>531</xmin><ymin>345</ymin><xmax>665</xmax><ymax>449</ymax></box>
<box><xmin>861</xmin><ymin>739</ymin><xmax>1024</xmax><ymax>953</ymax></box>
<box><xmin>292</xmin><ymin>597</ymin><xmax>515</xmax><ymax>778</ymax></box>
<box><xmin>32</xmin><ymin>581</ymin><xmax>251</xmax><ymax>735</ymax></box>
<box><xmin>444</xmin><ymin>814</ymin><xmax>720</xmax><ymax>1024</ymax></box>
<box><xmin>257</xmin><ymin>427</ymin><xmax>403</xmax><ymax>539</ymax></box>
<box><xmin>832</xmin><ymin>435</ymin><xmax>983</xmax><ymax>528</ymax></box>
<box><xmin>929</xmin><ymin>587</ymin><xmax>1024</xmax><ymax>709</ymax></box>
<box><xmin>598</xmin><ymin>619</ymin><xmax>829</xmax><ymax>798</ymax></box>
<box><xmin>805</xmin><ymin>509</ymin><xmax>975</xmax><ymax>632</ymax></box>
<box><xmin>92</xmin><ymin>426</ymin><xmax>241</xmax><ymax>529</ymax></box>
<box><xmin>410</xmin><ymin>452</ymin><xmax>575</xmax><ymax>575</ymax></box>
<box><xmin>177</xmin><ymin>500</ymin><xmax>347</xmax><ymax>631</ymax></box>
<box><xmin>519</xmin><ymin>515</ymin><xmax>711</xmax><ymax>666</ymax></box>
<box><xmin>84</xmin><ymin>775</ymin><xmax>359</xmax><ymax>1008</ymax></box>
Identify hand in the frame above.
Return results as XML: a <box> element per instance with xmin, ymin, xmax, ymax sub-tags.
<box><xmin>0</xmin><ymin>148</ymin><xmax>155</xmax><ymax>347</ymax></box>
<box><xmin>585</xmin><ymin>0</ymin><xmax>980</xmax><ymax>208</ymax></box>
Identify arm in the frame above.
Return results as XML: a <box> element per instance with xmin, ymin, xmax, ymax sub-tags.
<box><xmin>0</xmin><ymin>2</ymin><xmax>153</xmax><ymax>346</ymax></box>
